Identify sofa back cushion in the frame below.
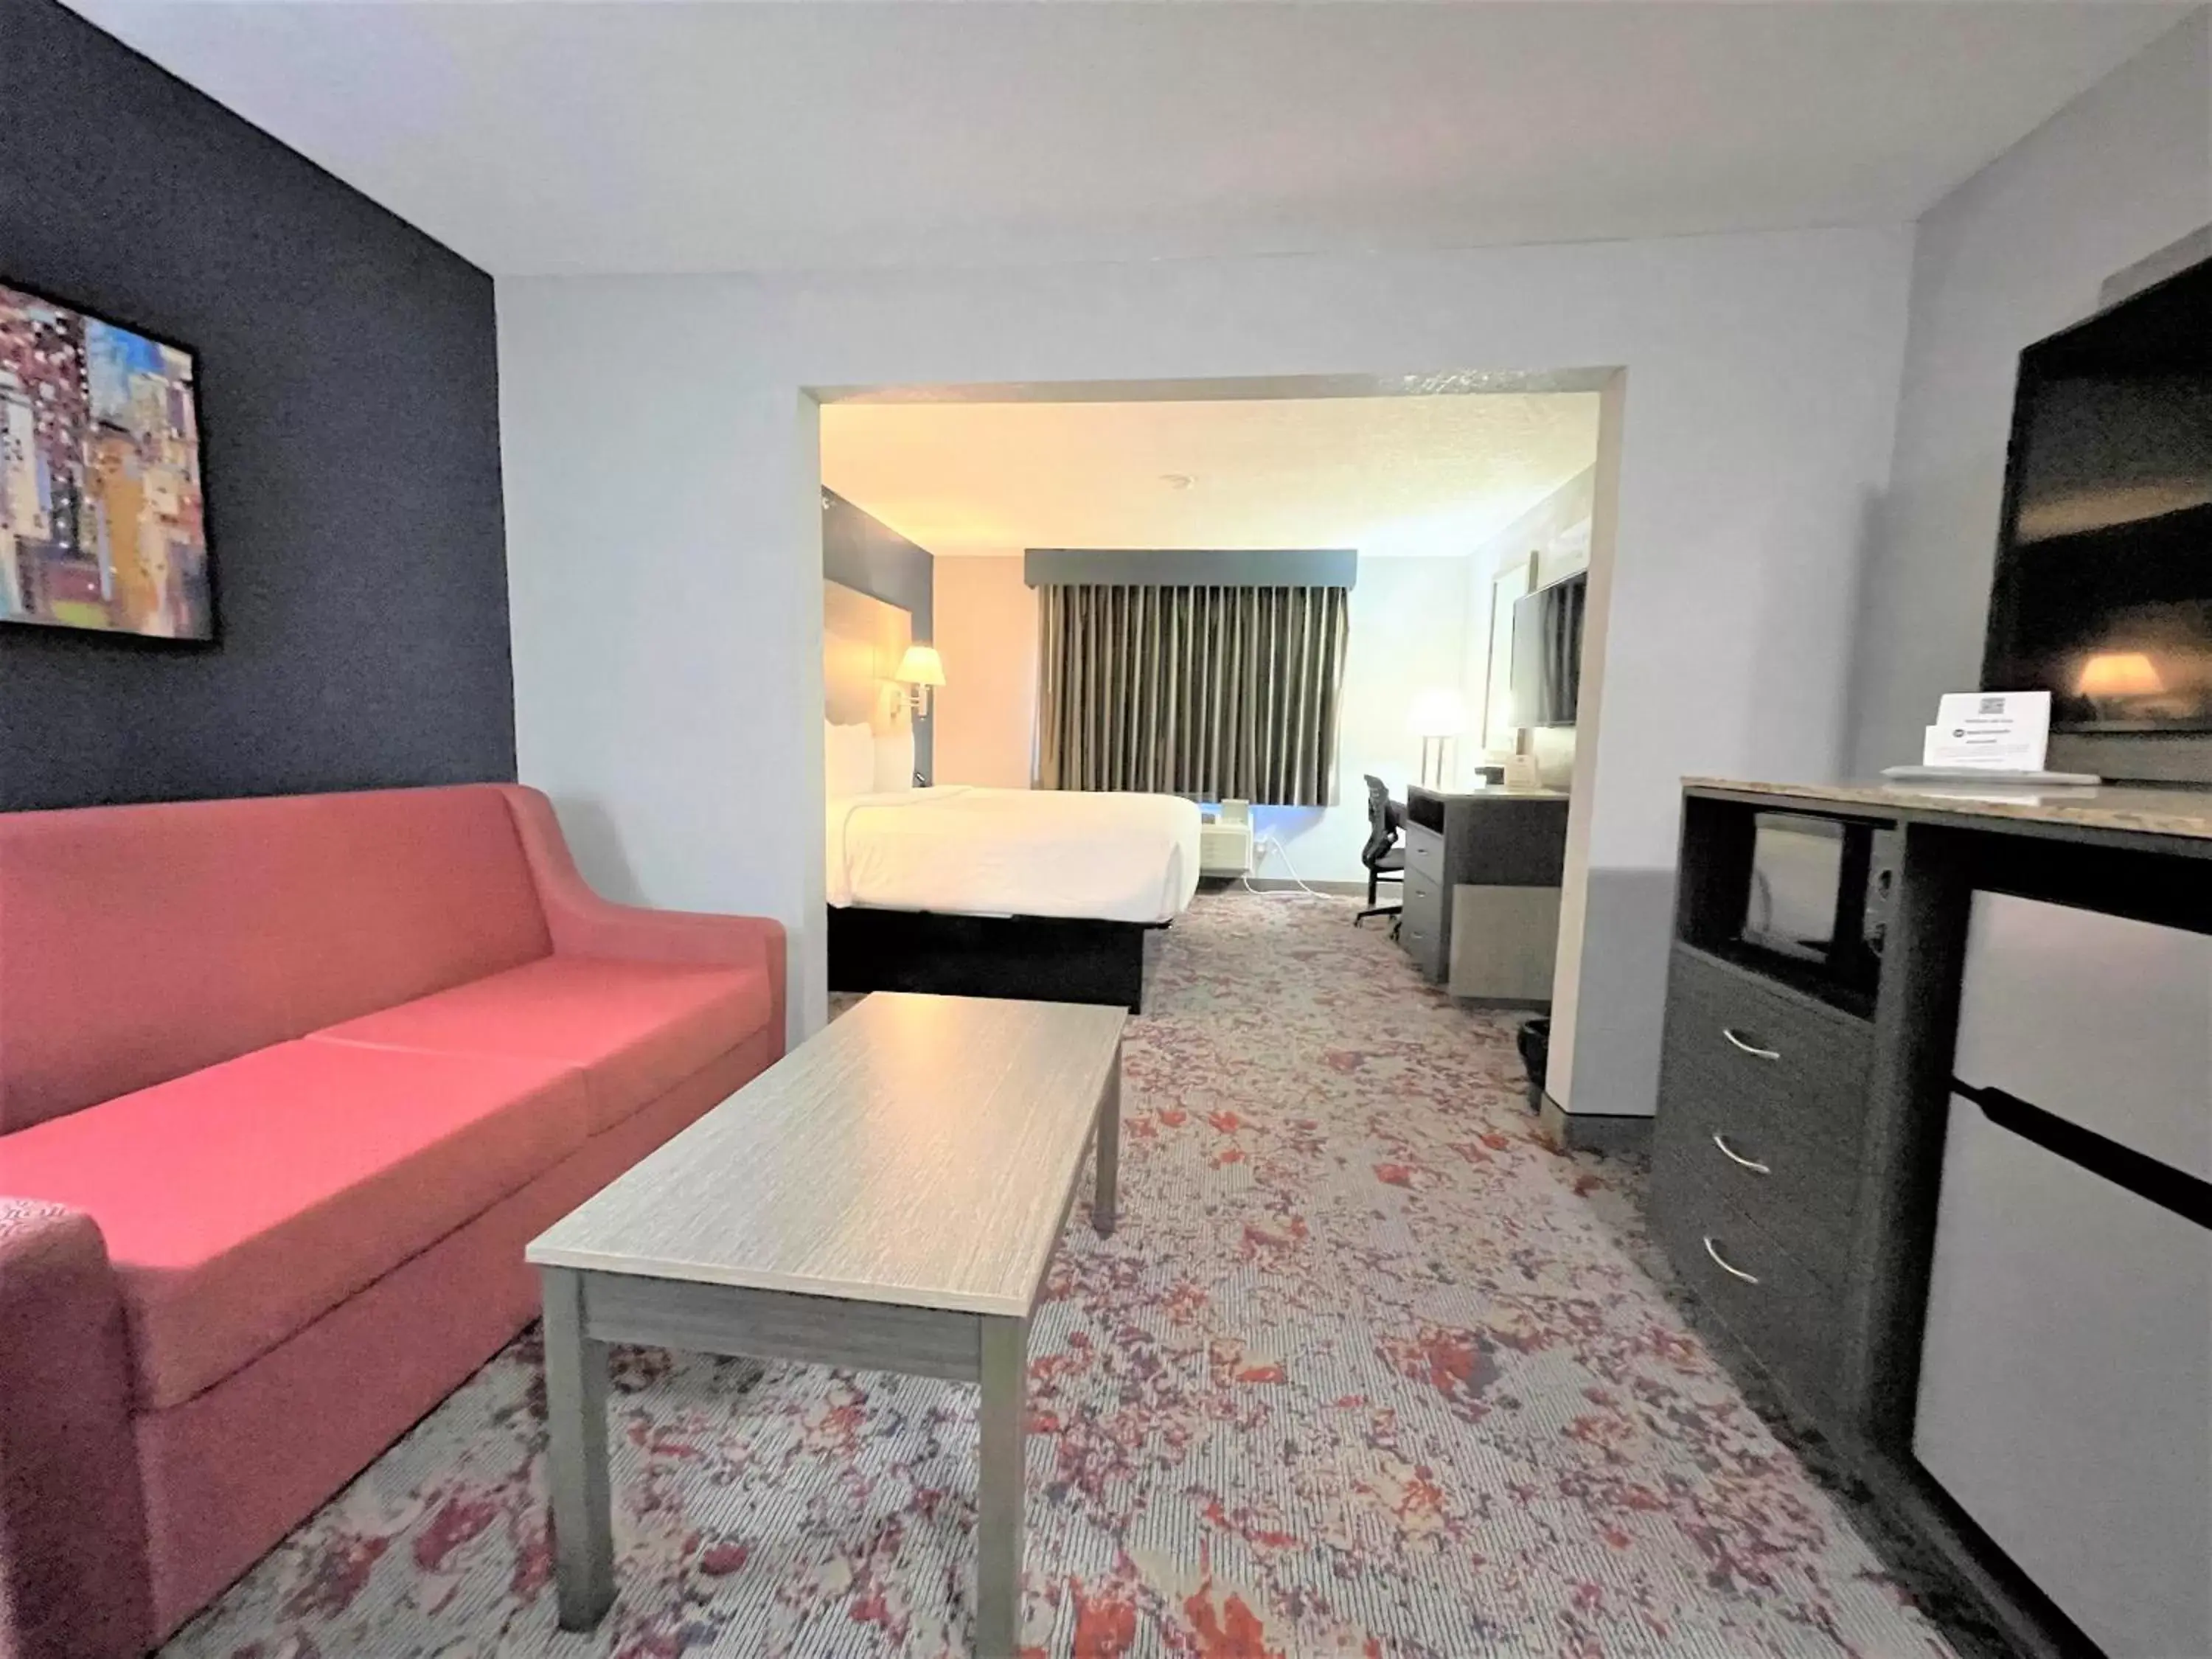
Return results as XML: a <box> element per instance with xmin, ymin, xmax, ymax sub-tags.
<box><xmin>0</xmin><ymin>786</ymin><xmax>552</xmax><ymax>1133</ymax></box>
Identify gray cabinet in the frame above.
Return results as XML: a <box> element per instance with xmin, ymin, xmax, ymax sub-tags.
<box><xmin>1660</xmin><ymin>779</ymin><xmax>2212</xmax><ymax>1659</ymax></box>
<box><xmin>1399</xmin><ymin>824</ymin><xmax>1449</xmax><ymax>979</ymax></box>
<box><xmin>1650</xmin><ymin>944</ymin><xmax>1872</xmax><ymax>1416</ymax></box>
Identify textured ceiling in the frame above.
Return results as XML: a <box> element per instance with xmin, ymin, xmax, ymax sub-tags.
<box><xmin>65</xmin><ymin>1</ymin><xmax>2191</xmax><ymax>276</ymax></box>
<box><xmin>819</xmin><ymin>394</ymin><xmax>1602</xmax><ymax>558</ymax></box>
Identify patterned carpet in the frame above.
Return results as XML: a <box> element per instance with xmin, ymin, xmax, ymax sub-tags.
<box><xmin>164</xmin><ymin>892</ymin><xmax>1964</xmax><ymax>1658</ymax></box>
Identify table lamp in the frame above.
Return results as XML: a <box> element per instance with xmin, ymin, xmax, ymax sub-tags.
<box><xmin>1409</xmin><ymin>688</ymin><xmax>1467</xmax><ymax>789</ymax></box>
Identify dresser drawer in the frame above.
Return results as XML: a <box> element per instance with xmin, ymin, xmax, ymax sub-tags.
<box><xmin>1403</xmin><ymin>821</ymin><xmax>1447</xmax><ymax>886</ymax></box>
<box><xmin>1403</xmin><ymin>869</ymin><xmax>1443</xmax><ymax>923</ymax></box>
<box><xmin>1399</xmin><ymin>871</ymin><xmax>1447</xmax><ymax>979</ymax></box>
<box><xmin>1652</xmin><ymin>1093</ymin><xmax>1858</xmax><ymax>1289</ymax></box>
<box><xmin>1652</xmin><ymin>1180</ymin><xmax>1843</xmax><ymax>1421</ymax></box>
<box><xmin>1661</xmin><ymin>946</ymin><xmax>1874</xmax><ymax>1155</ymax></box>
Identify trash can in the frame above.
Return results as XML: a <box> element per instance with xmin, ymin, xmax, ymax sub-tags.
<box><xmin>1515</xmin><ymin>1016</ymin><xmax>1551</xmax><ymax>1112</ymax></box>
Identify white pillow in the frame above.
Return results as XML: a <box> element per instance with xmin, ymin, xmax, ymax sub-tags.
<box><xmin>824</xmin><ymin>720</ymin><xmax>876</xmax><ymax>800</ymax></box>
<box><xmin>874</xmin><ymin>726</ymin><xmax>917</xmax><ymax>792</ymax></box>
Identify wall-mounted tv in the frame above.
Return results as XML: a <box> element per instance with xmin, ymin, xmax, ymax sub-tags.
<box><xmin>1511</xmin><ymin>570</ymin><xmax>1586</xmax><ymax>728</ymax></box>
<box><xmin>0</xmin><ymin>279</ymin><xmax>212</xmax><ymax>640</ymax></box>
<box><xmin>1982</xmin><ymin>256</ymin><xmax>2212</xmax><ymax>759</ymax></box>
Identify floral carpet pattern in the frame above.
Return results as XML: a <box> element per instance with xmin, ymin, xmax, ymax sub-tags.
<box><xmin>165</xmin><ymin>893</ymin><xmax>1959</xmax><ymax>1658</ymax></box>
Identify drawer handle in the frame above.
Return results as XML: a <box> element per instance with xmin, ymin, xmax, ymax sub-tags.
<box><xmin>1722</xmin><ymin>1027</ymin><xmax>1781</xmax><ymax>1061</ymax></box>
<box><xmin>1703</xmin><ymin>1236</ymin><xmax>1761</xmax><ymax>1284</ymax></box>
<box><xmin>1711</xmin><ymin>1133</ymin><xmax>1771</xmax><ymax>1175</ymax></box>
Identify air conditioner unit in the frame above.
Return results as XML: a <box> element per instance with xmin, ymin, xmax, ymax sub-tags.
<box><xmin>1199</xmin><ymin>818</ymin><xmax>1254</xmax><ymax>877</ymax></box>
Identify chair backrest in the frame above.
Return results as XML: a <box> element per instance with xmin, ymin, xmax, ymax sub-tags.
<box><xmin>1359</xmin><ymin>774</ymin><xmax>1402</xmax><ymax>870</ymax></box>
<box><xmin>0</xmin><ymin>785</ymin><xmax>553</xmax><ymax>1133</ymax></box>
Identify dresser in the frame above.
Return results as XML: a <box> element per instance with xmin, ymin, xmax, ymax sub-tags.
<box><xmin>1654</xmin><ymin>779</ymin><xmax>2212</xmax><ymax>1659</ymax></box>
<box><xmin>1650</xmin><ymin>944</ymin><xmax>1872</xmax><ymax>1416</ymax></box>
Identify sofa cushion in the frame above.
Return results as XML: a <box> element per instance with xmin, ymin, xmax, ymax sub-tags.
<box><xmin>0</xmin><ymin>1040</ymin><xmax>588</xmax><ymax>1411</ymax></box>
<box><xmin>0</xmin><ymin>786</ymin><xmax>552</xmax><ymax>1134</ymax></box>
<box><xmin>310</xmin><ymin>956</ymin><xmax>771</xmax><ymax>1134</ymax></box>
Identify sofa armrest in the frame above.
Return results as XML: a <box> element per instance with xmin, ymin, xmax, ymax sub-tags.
<box><xmin>497</xmin><ymin>786</ymin><xmax>788</xmax><ymax>1047</ymax></box>
<box><xmin>0</xmin><ymin>1200</ymin><xmax>150</xmax><ymax>1659</ymax></box>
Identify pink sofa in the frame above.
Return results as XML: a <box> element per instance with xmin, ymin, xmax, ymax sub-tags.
<box><xmin>0</xmin><ymin>785</ymin><xmax>785</xmax><ymax>1656</ymax></box>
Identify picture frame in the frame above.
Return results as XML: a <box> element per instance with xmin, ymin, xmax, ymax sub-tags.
<box><xmin>0</xmin><ymin>274</ymin><xmax>216</xmax><ymax>643</ymax></box>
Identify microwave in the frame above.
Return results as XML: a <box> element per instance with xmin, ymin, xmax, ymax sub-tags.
<box><xmin>1739</xmin><ymin>811</ymin><xmax>1899</xmax><ymax>995</ymax></box>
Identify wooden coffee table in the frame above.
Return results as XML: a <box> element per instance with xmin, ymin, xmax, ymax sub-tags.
<box><xmin>525</xmin><ymin>992</ymin><xmax>1127</xmax><ymax>1655</ymax></box>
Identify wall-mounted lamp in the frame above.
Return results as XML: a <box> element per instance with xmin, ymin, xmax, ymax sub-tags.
<box><xmin>894</xmin><ymin>644</ymin><xmax>945</xmax><ymax>717</ymax></box>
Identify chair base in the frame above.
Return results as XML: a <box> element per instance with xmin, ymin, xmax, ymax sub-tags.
<box><xmin>1354</xmin><ymin>902</ymin><xmax>1402</xmax><ymax>934</ymax></box>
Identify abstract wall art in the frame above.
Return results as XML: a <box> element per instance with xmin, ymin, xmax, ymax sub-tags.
<box><xmin>0</xmin><ymin>279</ymin><xmax>212</xmax><ymax>640</ymax></box>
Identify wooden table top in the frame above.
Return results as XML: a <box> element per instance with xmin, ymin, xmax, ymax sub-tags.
<box><xmin>1685</xmin><ymin>776</ymin><xmax>2212</xmax><ymax>844</ymax></box>
<box><xmin>526</xmin><ymin>992</ymin><xmax>1127</xmax><ymax>1318</ymax></box>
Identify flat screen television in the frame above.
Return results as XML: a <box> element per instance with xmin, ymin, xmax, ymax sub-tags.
<box><xmin>1511</xmin><ymin>570</ymin><xmax>1586</xmax><ymax>728</ymax></box>
<box><xmin>1982</xmin><ymin>255</ymin><xmax>2212</xmax><ymax>772</ymax></box>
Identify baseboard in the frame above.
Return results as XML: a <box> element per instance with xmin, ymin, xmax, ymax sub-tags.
<box><xmin>1537</xmin><ymin>1092</ymin><xmax>1653</xmax><ymax>1153</ymax></box>
<box><xmin>1216</xmin><ymin>876</ymin><xmax>1369</xmax><ymax>897</ymax></box>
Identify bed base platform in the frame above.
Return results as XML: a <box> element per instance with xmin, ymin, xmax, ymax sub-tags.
<box><xmin>828</xmin><ymin>905</ymin><xmax>1152</xmax><ymax>1013</ymax></box>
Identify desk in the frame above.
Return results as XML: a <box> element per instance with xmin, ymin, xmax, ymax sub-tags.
<box><xmin>1397</xmin><ymin>785</ymin><xmax>1570</xmax><ymax>1004</ymax></box>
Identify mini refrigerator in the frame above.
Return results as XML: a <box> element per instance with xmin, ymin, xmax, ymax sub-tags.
<box><xmin>1914</xmin><ymin>893</ymin><xmax>2211</xmax><ymax>1659</ymax></box>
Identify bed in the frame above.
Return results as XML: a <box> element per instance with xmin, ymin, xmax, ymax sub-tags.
<box><xmin>828</xmin><ymin>786</ymin><xmax>1200</xmax><ymax>924</ymax></box>
<box><xmin>824</xmin><ymin>725</ymin><xmax>1201</xmax><ymax>1011</ymax></box>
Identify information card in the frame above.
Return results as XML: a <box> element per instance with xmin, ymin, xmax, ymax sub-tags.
<box><xmin>1922</xmin><ymin>691</ymin><xmax>2053</xmax><ymax>773</ymax></box>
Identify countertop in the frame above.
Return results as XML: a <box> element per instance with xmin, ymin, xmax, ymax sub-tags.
<box><xmin>1412</xmin><ymin>785</ymin><xmax>1573</xmax><ymax>801</ymax></box>
<box><xmin>1683</xmin><ymin>776</ymin><xmax>2212</xmax><ymax>844</ymax></box>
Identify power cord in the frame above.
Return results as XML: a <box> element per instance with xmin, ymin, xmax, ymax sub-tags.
<box><xmin>1239</xmin><ymin>832</ymin><xmax>1334</xmax><ymax>899</ymax></box>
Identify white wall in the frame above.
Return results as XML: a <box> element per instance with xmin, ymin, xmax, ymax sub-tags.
<box><xmin>1254</xmin><ymin>556</ymin><xmax>1474</xmax><ymax>886</ymax></box>
<box><xmin>499</xmin><ymin>223</ymin><xmax>1913</xmax><ymax>1114</ymax></box>
<box><xmin>931</xmin><ymin>555</ymin><xmax>1037</xmax><ymax>787</ymax></box>
<box><xmin>1477</xmin><ymin>467</ymin><xmax>1597</xmax><ymax>592</ymax></box>
<box><xmin>1848</xmin><ymin>10</ymin><xmax>2212</xmax><ymax>774</ymax></box>
<box><xmin>1546</xmin><ymin>374</ymin><xmax>1627</xmax><ymax>1118</ymax></box>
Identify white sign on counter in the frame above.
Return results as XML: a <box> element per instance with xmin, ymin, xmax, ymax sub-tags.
<box><xmin>1924</xmin><ymin>692</ymin><xmax>2052</xmax><ymax>773</ymax></box>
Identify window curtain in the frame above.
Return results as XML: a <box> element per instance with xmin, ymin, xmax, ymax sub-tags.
<box><xmin>1034</xmin><ymin>583</ymin><xmax>1349</xmax><ymax>804</ymax></box>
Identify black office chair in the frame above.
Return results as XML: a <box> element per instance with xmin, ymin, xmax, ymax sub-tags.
<box><xmin>1355</xmin><ymin>774</ymin><xmax>1405</xmax><ymax>932</ymax></box>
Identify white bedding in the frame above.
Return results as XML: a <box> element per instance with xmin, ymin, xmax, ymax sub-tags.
<box><xmin>827</xmin><ymin>786</ymin><xmax>1202</xmax><ymax>925</ymax></box>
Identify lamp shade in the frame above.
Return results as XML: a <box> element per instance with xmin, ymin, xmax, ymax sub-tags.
<box><xmin>1408</xmin><ymin>687</ymin><xmax>1467</xmax><ymax>737</ymax></box>
<box><xmin>893</xmin><ymin>644</ymin><xmax>946</xmax><ymax>686</ymax></box>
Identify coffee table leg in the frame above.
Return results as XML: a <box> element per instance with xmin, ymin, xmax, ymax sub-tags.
<box><xmin>1093</xmin><ymin>1040</ymin><xmax>1121</xmax><ymax>1236</ymax></box>
<box><xmin>541</xmin><ymin>1267</ymin><xmax>615</xmax><ymax>1630</ymax></box>
<box><xmin>976</xmin><ymin>1315</ymin><xmax>1027</xmax><ymax>1657</ymax></box>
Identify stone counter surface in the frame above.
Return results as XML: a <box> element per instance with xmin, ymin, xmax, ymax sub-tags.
<box><xmin>1684</xmin><ymin>776</ymin><xmax>2212</xmax><ymax>844</ymax></box>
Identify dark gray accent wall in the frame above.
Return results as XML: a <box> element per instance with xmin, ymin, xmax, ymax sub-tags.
<box><xmin>1024</xmin><ymin>548</ymin><xmax>1359</xmax><ymax>588</ymax></box>
<box><xmin>822</xmin><ymin>488</ymin><xmax>933</xmax><ymax>783</ymax></box>
<box><xmin>0</xmin><ymin>0</ymin><xmax>513</xmax><ymax>813</ymax></box>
